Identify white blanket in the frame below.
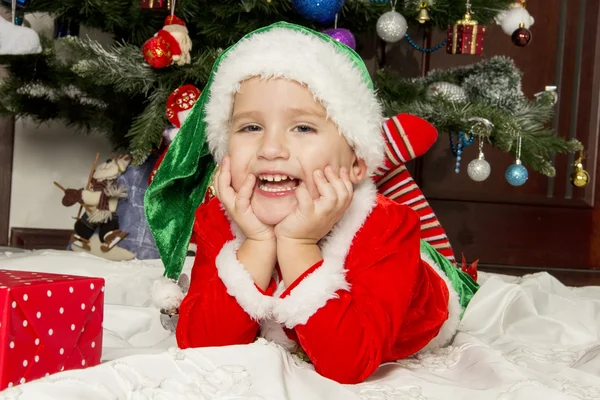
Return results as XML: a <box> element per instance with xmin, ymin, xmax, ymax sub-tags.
<box><xmin>1</xmin><ymin>250</ymin><xmax>599</xmax><ymax>399</ymax></box>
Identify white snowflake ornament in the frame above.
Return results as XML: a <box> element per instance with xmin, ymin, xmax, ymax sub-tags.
<box><xmin>0</xmin><ymin>16</ymin><xmax>42</xmax><ymax>55</ymax></box>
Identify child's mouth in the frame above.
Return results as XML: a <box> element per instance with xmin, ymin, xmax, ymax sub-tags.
<box><xmin>257</xmin><ymin>174</ymin><xmax>300</xmax><ymax>193</ymax></box>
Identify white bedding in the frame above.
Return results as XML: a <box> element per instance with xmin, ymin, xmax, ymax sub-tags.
<box><xmin>1</xmin><ymin>250</ymin><xmax>599</xmax><ymax>399</ymax></box>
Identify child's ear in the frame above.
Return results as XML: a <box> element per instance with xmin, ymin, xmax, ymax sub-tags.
<box><xmin>350</xmin><ymin>158</ymin><xmax>367</xmax><ymax>184</ymax></box>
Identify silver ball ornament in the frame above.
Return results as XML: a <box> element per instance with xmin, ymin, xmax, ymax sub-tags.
<box><xmin>426</xmin><ymin>82</ymin><xmax>468</xmax><ymax>103</ymax></box>
<box><xmin>467</xmin><ymin>157</ymin><xmax>491</xmax><ymax>182</ymax></box>
<box><xmin>376</xmin><ymin>11</ymin><xmax>408</xmax><ymax>43</ymax></box>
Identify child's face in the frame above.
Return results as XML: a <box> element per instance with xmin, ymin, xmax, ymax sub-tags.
<box><xmin>227</xmin><ymin>77</ymin><xmax>366</xmax><ymax>226</ymax></box>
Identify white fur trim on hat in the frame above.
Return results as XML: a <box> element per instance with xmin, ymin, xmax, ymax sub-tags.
<box><xmin>204</xmin><ymin>27</ymin><xmax>385</xmax><ymax>175</ymax></box>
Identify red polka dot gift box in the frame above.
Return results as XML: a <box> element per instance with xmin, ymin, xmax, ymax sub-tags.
<box><xmin>0</xmin><ymin>270</ymin><xmax>104</xmax><ymax>390</ymax></box>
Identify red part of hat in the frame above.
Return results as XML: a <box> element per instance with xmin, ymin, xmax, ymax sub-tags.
<box><xmin>156</xmin><ymin>29</ymin><xmax>182</xmax><ymax>58</ymax></box>
<box><xmin>166</xmin><ymin>84</ymin><xmax>202</xmax><ymax>127</ymax></box>
<box><xmin>164</xmin><ymin>15</ymin><xmax>185</xmax><ymax>26</ymax></box>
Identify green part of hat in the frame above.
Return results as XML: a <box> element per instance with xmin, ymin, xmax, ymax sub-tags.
<box><xmin>144</xmin><ymin>21</ymin><xmax>374</xmax><ymax>280</ymax></box>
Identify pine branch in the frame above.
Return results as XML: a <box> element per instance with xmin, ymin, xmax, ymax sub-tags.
<box><xmin>126</xmin><ymin>85</ymin><xmax>171</xmax><ymax>165</ymax></box>
<box><xmin>64</xmin><ymin>37</ymin><xmax>156</xmax><ymax>96</ymax></box>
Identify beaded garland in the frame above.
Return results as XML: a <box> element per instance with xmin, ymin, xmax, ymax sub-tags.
<box><xmin>450</xmin><ymin>131</ymin><xmax>475</xmax><ymax>173</ymax></box>
<box><xmin>405</xmin><ymin>34</ymin><xmax>447</xmax><ymax>53</ymax></box>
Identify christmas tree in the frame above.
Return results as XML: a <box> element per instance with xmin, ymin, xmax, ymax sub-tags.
<box><xmin>0</xmin><ymin>0</ymin><xmax>581</xmax><ymax>177</ymax></box>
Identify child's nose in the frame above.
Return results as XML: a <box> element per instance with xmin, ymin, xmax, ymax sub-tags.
<box><xmin>258</xmin><ymin>131</ymin><xmax>290</xmax><ymax>160</ymax></box>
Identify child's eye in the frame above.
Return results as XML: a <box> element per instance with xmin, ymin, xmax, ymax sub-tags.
<box><xmin>293</xmin><ymin>125</ymin><xmax>316</xmax><ymax>134</ymax></box>
<box><xmin>240</xmin><ymin>124</ymin><xmax>262</xmax><ymax>132</ymax></box>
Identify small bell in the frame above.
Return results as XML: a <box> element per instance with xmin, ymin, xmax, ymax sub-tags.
<box><xmin>570</xmin><ymin>154</ymin><xmax>590</xmax><ymax>188</ymax></box>
<box><xmin>416</xmin><ymin>2</ymin><xmax>430</xmax><ymax>24</ymax></box>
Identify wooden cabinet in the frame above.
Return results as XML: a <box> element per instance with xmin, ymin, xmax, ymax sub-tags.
<box><xmin>413</xmin><ymin>0</ymin><xmax>600</xmax><ymax>270</ymax></box>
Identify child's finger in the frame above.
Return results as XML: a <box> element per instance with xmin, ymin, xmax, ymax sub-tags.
<box><xmin>326</xmin><ymin>166</ymin><xmax>350</xmax><ymax>209</ymax></box>
<box><xmin>217</xmin><ymin>157</ymin><xmax>236</xmax><ymax>208</ymax></box>
<box><xmin>295</xmin><ymin>182</ymin><xmax>314</xmax><ymax>215</ymax></box>
<box><xmin>314</xmin><ymin>169</ymin><xmax>336</xmax><ymax>210</ymax></box>
<box><xmin>235</xmin><ymin>174</ymin><xmax>255</xmax><ymax>207</ymax></box>
<box><xmin>339</xmin><ymin>167</ymin><xmax>354</xmax><ymax>206</ymax></box>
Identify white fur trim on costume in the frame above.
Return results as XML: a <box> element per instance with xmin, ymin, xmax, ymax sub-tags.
<box><xmin>419</xmin><ymin>252</ymin><xmax>462</xmax><ymax>352</ymax></box>
<box><xmin>215</xmin><ymin>238</ymin><xmax>274</xmax><ymax>321</ymax></box>
<box><xmin>260</xmin><ymin>318</ymin><xmax>298</xmax><ymax>351</ymax></box>
<box><xmin>152</xmin><ymin>276</ymin><xmax>185</xmax><ymax>310</ymax></box>
<box><xmin>271</xmin><ymin>180</ymin><xmax>378</xmax><ymax>329</ymax></box>
<box><xmin>204</xmin><ymin>27</ymin><xmax>385</xmax><ymax>175</ymax></box>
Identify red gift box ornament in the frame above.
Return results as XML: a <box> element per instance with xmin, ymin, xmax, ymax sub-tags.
<box><xmin>140</xmin><ymin>0</ymin><xmax>171</xmax><ymax>10</ymax></box>
<box><xmin>0</xmin><ymin>270</ymin><xmax>104</xmax><ymax>390</ymax></box>
<box><xmin>446</xmin><ymin>4</ymin><xmax>486</xmax><ymax>55</ymax></box>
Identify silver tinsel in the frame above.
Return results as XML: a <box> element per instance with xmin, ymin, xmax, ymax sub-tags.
<box><xmin>376</xmin><ymin>11</ymin><xmax>407</xmax><ymax>43</ymax></box>
<box><xmin>426</xmin><ymin>82</ymin><xmax>468</xmax><ymax>103</ymax></box>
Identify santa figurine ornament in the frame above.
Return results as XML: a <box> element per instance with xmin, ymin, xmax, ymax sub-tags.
<box><xmin>494</xmin><ymin>1</ymin><xmax>534</xmax><ymax>47</ymax></box>
<box><xmin>142</xmin><ymin>14</ymin><xmax>192</xmax><ymax>68</ymax></box>
<box><xmin>56</xmin><ymin>154</ymin><xmax>135</xmax><ymax>261</ymax></box>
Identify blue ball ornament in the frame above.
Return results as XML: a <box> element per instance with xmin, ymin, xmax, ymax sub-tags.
<box><xmin>292</xmin><ymin>0</ymin><xmax>344</xmax><ymax>24</ymax></box>
<box><xmin>505</xmin><ymin>163</ymin><xmax>528</xmax><ymax>186</ymax></box>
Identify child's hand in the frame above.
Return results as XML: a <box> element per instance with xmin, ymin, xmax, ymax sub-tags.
<box><xmin>274</xmin><ymin>166</ymin><xmax>353</xmax><ymax>245</ymax></box>
<box><xmin>215</xmin><ymin>156</ymin><xmax>274</xmax><ymax>242</ymax></box>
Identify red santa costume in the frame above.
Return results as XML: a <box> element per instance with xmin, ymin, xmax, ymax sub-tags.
<box><xmin>144</xmin><ymin>22</ymin><xmax>479</xmax><ymax>385</ymax></box>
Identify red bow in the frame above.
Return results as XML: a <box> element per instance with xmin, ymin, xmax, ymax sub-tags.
<box><xmin>460</xmin><ymin>253</ymin><xmax>478</xmax><ymax>282</ymax></box>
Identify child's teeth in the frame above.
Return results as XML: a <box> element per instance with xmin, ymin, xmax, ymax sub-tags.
<box><xmin>274</xmin><ymin>175</ymin><xmax>282</xmax><ymax>182</ymax></box>
<box><xmin>258</xmin><ymin>182</ymin><xmax>299</xmax><ymax>192</ymax></box>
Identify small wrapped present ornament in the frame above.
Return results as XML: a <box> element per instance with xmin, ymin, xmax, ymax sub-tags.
<box><xmin>446</xmin><ymin>7</ymin><xmax>486</xmax><ymax>55</ymax></box>
<box><xmin>0</xmin><ymin>270</ymin><xmax>104</xmax><ymax>390</ymax></box>
<box><xmin>140</xmin><ymin>0</ymin><xmax>171</xmax><ymax>10</ymax></box>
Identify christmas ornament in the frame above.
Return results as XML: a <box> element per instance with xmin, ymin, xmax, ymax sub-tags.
<box><xmin>142</xmin><ymin>35</ymin><xmax>174</xmax><ymax>68</ymax></box>
<box><xmin>0</xmin><ymin>13</ymin><xmax>41</xmax><ymax>55</ymax></box>
<box><xmin>416</xmin><ymin>1</ymin><xmax>431</xmax><ymax>24</ymax></box>
<box><xmin>449</xmin><ymin>131</ymin><xmax>474</xmax><ymax>173</ymax></box>
<box><xmin>466</xmin><ymin>117</ymin><xmax>493</xmax><ymax>181</ymax></box>
<box><xmin>150</xmin><ymin>84</ymin><xmax>202</xmax><ymax>184</ymax></box>
<box><xmin>505</xmin><ymin>136</ymin><xmax>528</xmax><ymax>186</ymax></box>
<box><xmin>446</xmin><ymin>1</ymin><xmax>486</xmax><ymax>55</ymax></box>
<box><xmin>467</xmin><ymin>138</ymin><xmax>491</xmax><ymax>182</ymax></box>
<box><xmin>505</xmin><ymin>162</ymin><xmax>528</xmax><ymax>186</ymax></box>
<box><xmin>426</xmin><ymin>82</ymin><xmax>468</xmax><ymax>102</ymax></box>
<box><xmin>405</xmin><ymin>34</ymin><xmax>447</xmax><ymax>53</ymax></box>
<box><xmin>376</xmin><ymin>10</ymin><xmax>408</xmax><ymax>43</ymax></box>
<box><xmin>54</xmin><ymin>17</ymin><xmax>80</xmax><ymax>38</ymax></box>
<box><xmin>292</xmin><ymin>0</ymin><xmax>344</xmax><ymax>24</ymax></box>
<box><xmin>166</xmin><ymin>84</ymin><xmax>201</xmax><ymax>128</ymax></box>
<box><xmin>142</xmin><ymin>14</ymin><xmax>192</xmax><ymax>68</ymax></box>
<box><xmin>570</xmin><ymin>153</ymin><xmax>590</xmax><ymax>188</ymax></box>
<box><xmin>511</xmin><ymin>22</ymin><xmax>532</xmax><ymax>47</ymax></box>
<box><xmin>323</xmin><ymin>28</ymin><xmax>356</xmax><ymax>50</ymax></box>
<box><xmin>494</xmin><ymin>1</ymin><xmax>534</xmax><ymax>36</ymax></box>
<box><xmin>140</xmin><ymin>0</ymin><xmax>171</xmax><ymax>10</ymax></box>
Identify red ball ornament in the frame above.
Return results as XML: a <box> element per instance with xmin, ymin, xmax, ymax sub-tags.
<box><xmin>142</xmin><ymin>36</ymin><xmax>173</xmax><ymax>68</ymax></box>
<box><xmin>511</xmin><ymin>23</ymin><xmax>532</xmax><ymax>47</ymax></box>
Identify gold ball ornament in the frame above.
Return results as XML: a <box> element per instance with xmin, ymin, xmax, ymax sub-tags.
<box><xmin>570</xmin><ymin>156</ymin><xmax>590</xmax><ymax>188</ymax></box>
